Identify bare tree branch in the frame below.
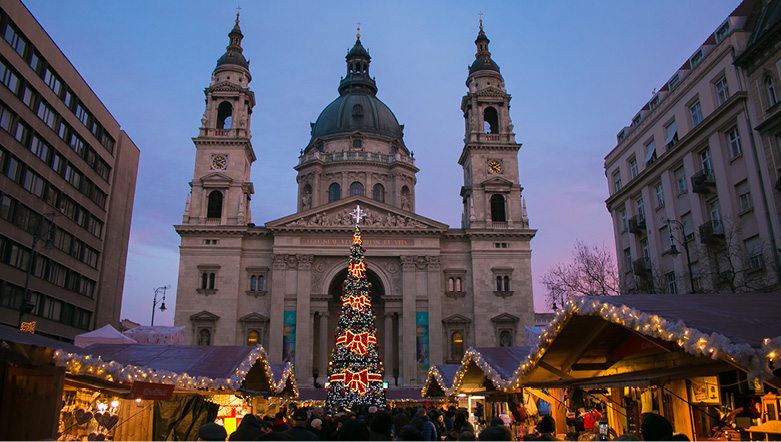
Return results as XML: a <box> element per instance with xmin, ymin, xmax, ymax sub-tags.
<box><xmin>541</xmin><ymin>240</ymin><xmax>620</xmax><ymax>309</ymax></box>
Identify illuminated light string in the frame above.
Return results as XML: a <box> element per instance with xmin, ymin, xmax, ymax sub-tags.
<box><xmin>434</xmin><ymin>297</ymin><xmax>781</xmax><ymax>397</ymax></box>
<box><xmin>53</xmin><ymin>345</ymin><xmax>297</xmax><ymax>396</ymax></box>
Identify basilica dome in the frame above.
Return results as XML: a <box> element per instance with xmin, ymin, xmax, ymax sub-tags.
<box><xmin>309</xmin><ymin>38</ymin><xmax>404</xmax><ymax>141</ymax></box>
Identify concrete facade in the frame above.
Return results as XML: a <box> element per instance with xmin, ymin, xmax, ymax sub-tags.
<box><xmin>173</xmin><ymin>20</ymin><xmax>536</xmax><ymax>387</ymax></box>
<box><xmin>604</xmin><ymin>0</ymin><xmax>781</xmax><ymax>295</ymax></box>
<box><xmin>0</xmin><ymin>0</ymin><xmax>139</xmax><ymax>340</ymax></box>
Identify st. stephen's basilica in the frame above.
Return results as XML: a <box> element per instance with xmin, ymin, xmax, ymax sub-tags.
<box><xmin>173</xmin><ymin>15</ymin><xmax>537</xmax><ymax>388</ymax></box>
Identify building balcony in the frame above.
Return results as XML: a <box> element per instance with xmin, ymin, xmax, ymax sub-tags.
<box><xmin>297</xmin><ymin>150</ymin><xmax>415</xmax><ymax>167</ymax></box>
<box><xmin>632</xmin><ymin>257</ymin><xmax>652</xmax><ymax>275</ymax></box>
<box><xmin>691</xmin><ymin>170</ymin><xmax>716</xmax><ymax>194</ymax></box>
<box><xmin>628</xmin><ymin>215</ymin><xmax>646</xmax><ymax>235</ymax></box>
<box><xmin>491</xmin><ymin>221</ymin><xmax>508</xmax><ymax>229</ymax></box>
<box><xmin>699</xmin><ymin>219</ymin><xmax>724</xmax><ymax>244</ymax></box>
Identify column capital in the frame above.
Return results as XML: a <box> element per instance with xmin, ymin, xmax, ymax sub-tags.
<box><xmin>426</xmin><ymin>256</ymin><xmax>441</xmax><ymax>271</ymax></box>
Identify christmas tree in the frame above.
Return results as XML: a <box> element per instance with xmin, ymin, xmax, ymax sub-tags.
<box><xmin>326</xmin><ymin>205</ymin><xmax>386</xmax><ymax>410</ymax></box>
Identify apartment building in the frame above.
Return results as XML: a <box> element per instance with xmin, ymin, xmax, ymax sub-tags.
<box><xmin>0</xmin><ymin>0</ymin><xmax>139</xmax><ymax>341</ymax></box>
<box><xmin>604</xmin><ymin>0</ymin><xmax>781</xmax><ymax>295</ymax></box>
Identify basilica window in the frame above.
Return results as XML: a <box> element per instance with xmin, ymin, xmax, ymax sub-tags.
<box><xmin>492</xmin><ymin>268</ymin><xmax>513</xmax><ymax>297</ymax></box>
<box><xmin>239</xmin><ymin>313</ymin><xmax>268</xmax><ymax>347</ymax></box>
<box><xmin>198</xmin><ymin>328</ymin><xmax>211</xmax><ymax>346</ymax></box>
<box><xmin>206</xmin><ymin>190</ymin><xmax>223</xmax><ymax>219</ymax></box>
<box><xmin>490</xmin><ymin>194</ymin><xmax>506</xmax><ymax>222</ymax></box>
<box><xmin>352</xmin><ymin>104</ymin><xmax>363</xmax><ymax>117</ymax></box>
<box><xmin>443</xmin><ymin>314</ymin><xmax>470</xmax><ymax>363</ymax></box>
<box><xmin>349</xmin><ymin>181</ymin><xmax>364</xmax><ymax>196</ymax></box>
<box><xmin>216</xmin><ymin>101</ymin><xmax>232</xmax><ymax>130</ymax></box>
<box><xmin>373</xmin><ymin>183</ymin><xmax>384</xmax><ymax>203</ymax></box>
<box><xmin>451</xmin><ymin>331</ymin><xmax>464</xmax><ymax>361</ymax></box>
<box><xmin>483</xmin><ymin>106</ymin><xmax>498</xmax><ymax>134</ymax></box>
<box><xmin>246</xmin><ymin>266</ymin><xmax>268</xmax><ymax>297</ymax></box>
<box><xmin>201</xmin><ymin>272</ymin><xmax>215</xmax><ymax>290</ymax></box>
<box><xmin>247</xmin><ymin>330</ymin><xmax>259</xmax><ymax>346</ymax></box>
<box><xmin>197</xmin><ymin>264</ymin><xmax>220</xmax><ymax>294</ymax></box>
<box><xmin>444</xmin><ymin>269</ymin><xmax>467</xmax><ymax>298</ymax></box>
<box><xmin>329</xmin><ymin>183</ymin><xmax>341</xmax><ymax>203</ymax></box>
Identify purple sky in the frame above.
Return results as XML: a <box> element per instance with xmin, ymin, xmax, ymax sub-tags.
<box><xmin>22</xmin><ymin>0</ymin><xmax>741</xmax><ymax>326</ymax></box>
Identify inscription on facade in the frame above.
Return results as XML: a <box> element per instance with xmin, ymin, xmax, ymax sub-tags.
<box><xmin>301</xmin><ymin>238</ymin><xmax>412</xmax><ymax>247</ymax></box>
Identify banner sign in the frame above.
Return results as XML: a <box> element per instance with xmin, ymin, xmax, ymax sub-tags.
<box><xmin>283</xmin><ymin>311</ymin><xmax>296</xmax><ymax>364</ymax></box>
<box><xmin>127</xmin><ymin>381</ymin><xmax>174</xmax><ymax>400</ymax></box>
<box><xmin>416</xmin><ymin>312</ymin><xmax>429</xmax><ymax>373</ymax></box>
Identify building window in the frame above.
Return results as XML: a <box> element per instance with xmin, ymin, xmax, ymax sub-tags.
<box><xmin>613</xmin><ymin>170</ymin><xmax>622</xmax><ymax>192</ymax></box>
<box><xmin>250</xmin><ymin>275</ymin><xmax>264</xmax><ymax>291</ymax></box>
<box><xmin>495</xmin><ymin>275</ymin><xmax>510</xmax><ymax>291</ymax></box>
<box><xmin>681</xmin><ymin>212</ymin><xmax>694</xmax><ymax>243</ymax></box>
<box><xmin>629</xmin><ymin>157</ymin><xmax>638</xmax><ymax>179</ymax></box>
<box><xmin>201</xmin><ymin>272</ymin><xmax>215</xmax><ymax>290</ymax></box>
<box><xmin>499</xmin><ymin>330</ymin><xmax>513</xmax><ymax>347</ymax></box>
<box><xmin>664</xmin><ymin>121</ymin><xmax>678</xmax><ymax>147</ymax></box>
<box><xmin>736</xmin><ymin>180</ymin><xmax>752</xmax><ymax>213</ymax></box>
<box><xmin>649</xmin><ymin>95</ymin><xmax>660</xmax><ymax>111</ymax></box>
<box><xmin>766</xmin><ymin>76</ymin><xmax>779</xmax><ymax>107</ymax></box>
<box><xmin>700</xmin><ymin>148</ymin><xmax>713</xmax><ymax>173</ymax></box>
<box><xmin>665</xmin><ymin>272</ymin><xmax>677</xmax><ymax>295</ymax></box>
<box><xmin>631</xmin><ymin>114</ymin><xmax>641</xmax><ymax>128</ymax></box>
<box><xmin>490</xmin><ymin>194</ymin><xmax>506</xmax><ymax>222</ymax></box>
<box><xmin>0</xmin><ymin>61</ymin><xmax>20</xmax><ymax>94</ymax></box>
<box><xmin>37</xmin><ymin>101</ymin><xmax>56</xmax><ymax>128</ymax></box>
<box><xmin>690</xmin><ymin>50</ymin><xmax>703</xmax><ymax>69</ymax></box>
<box><xmin>483</xmin><ymin>107</ymin><xmax>498</xmax><ymax>134</ymax></box>
<box><xmin>247</xmin><ymin>330</ymin><xmax>259</xmax><ymax>346</ymax></box>
<box><xmin>654</xmin><ymin>183</ymin><xmax>664</xmax><ymax>208</ymax></box>
<box><xmin>372</xmin><ymin>183</ymin><xmax>384</xmax><ymax>202</ymax></box>
<box><xmin>43</xmin><ymin>68</ymin><xmax>62</xmax><ymax>96</ymax></box>
<box><xmin>206</xmin><ymin>191</ymin><xmax>223</xmax><ymax>218</ymax></box>
<box><xmin>492</xmin><ymin>268</ymin><xmax>512</xmax><ymax>295</ymax></box>
<box><xmin>216</xmin><ymin>101</ymin><xmax>232</xmax><ymax>130</ymax></box>
<box><xmin>716</xmin><ymin>21</ymin><xmax>731</xmax><ymax>42</ymax></box>
<box><xmin>709</xmin><ymin>198</ymin><xmax>722</xmax><ymax>225</ymax></box>
<box><xmin>621</xmin><ymin>208</ymin><xmax>627</xmax><ymax>231</ymax></box>
<box><xmin>644</xmin><ymin>140</ymin><xmax>656</xmax><ymax>165</ymax></box>
<box><xmin>727</xmin><ymin>128</ymin><xmax>742</xmax><ymax>159</ymax></box>
<box><xmin>636</xmin><ymin>197</ymin><xmax>645</xmax><ymax>222</ymax></box>
<box><xmin>661</xmin><ymin>225</ymin><xmax>671</xmax><ymax>252</ymax></box>
<box><xmin>675</xmin><ymin>167</ymin><xmax>687</xmax><ymax>194</ymax></box>
<box><xmin>349</xmin><ymin>181</ymin><xmax>363</xmax><ymax>196</ymax></box>
<box><xmin>451</xmin><ymin>331</ymin><xmax>464</xmax><ymax>361</ymax></box>
<box><xmin>624</xmin><ymin>248</ymin><xmax>632</xmax><ymax>272</ymax></box>
<box><xmin>617</xmin><ymin>130</ymin><xmax>625</xmax><ymax>143</ymax></box>
<box><xmin>745</xmin><ymin>236</ymin><xmax>764</xmax><ymax>271</ymax></box>
<box><xmin>3</xmin><ymin>24</ymin><xmax>27</xmax><ymax>57</ymax></box>
<box><xmin>640</xmin><ymin>238</ymin><xmax>650</xmax><ymax>260</ymax></box>
<box><xmin>669</xmin><ymin>73</ymin><xmax>681</xmax><ymax>90</ymax></box>
<box><xmin>690</xmin><ymin>101</ymin><xmax>703</xmax><ymax>127</ymax></box>
<box><xmin>328</xmin><ymin>183</ymin><xmax>340</xmax><ymax>203</ymax></box>
<box><xmin>715</xmin><ymin>77</ymin><xmax>729</xmax><ymax>105</ymax></box>
<box><xmin>198</xmin><ymin>328</ymin><xmax>211</xmax><ymax>346</ymax></box>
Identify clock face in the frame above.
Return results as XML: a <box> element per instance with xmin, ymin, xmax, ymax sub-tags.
<box><xmin>211</xmin><ymin>155</ymin><xmax>227</xmax><ymax>170</ymax></box>
<box><xmin>488</xmin><ymin>160</ymin><xmax>502</xmax><ymax>174</ymax></box>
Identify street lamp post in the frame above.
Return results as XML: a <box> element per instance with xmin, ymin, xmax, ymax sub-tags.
<box><xmin>18</xmin><ymin>212</ymin><xmax>57</xmax><ymax>327</ymax></box>
<box><xmin>151</xmin><ymin>285</ymin><xmax>170</xmax><ymax>326</ymax></box>
<box><xmin>667</xmin><ymin>218</ymin><xmax>696</xmax><ymax>293</ymax></box>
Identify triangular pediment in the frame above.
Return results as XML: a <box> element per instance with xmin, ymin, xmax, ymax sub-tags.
<box><xmin>443</xmin><ymin>314</ymin><xmax>472</xmax><ymax>325</ymax></box>
<box><xmin>266</xmin><ymin>195</ymin><xmax>449</xmax><ymax>231</ymax></box>
<box><xmin>476</xmin><ymin>86</ymin><xmax>505</xmax><ymax>97</ymax></box>
<box><xmin>208</xmin><ymin>81</ymin><xmax>244</xmax><ymax>92</ymax></box>
<box><xmin>190</xmin><ymin>310</ymin><xmax>220</xmax><ymax>321</ymax></box>
<box><xmin>491</xmin><ymin>313</ymin><xmax>519</xmax><ymax>324</ymax></box>
<box><xmin>199</xmin><ymin>172</ymin><xmax>233</xmax><ymax>183</ymax></box>
<box><xmin>480</xmin><ymin>176</ymin><xmax>514</xmax><ymax>187</ymax></box>
<box><xmin>239</xmin><ymin>312</ymin><xmax>269</xmax><ymax>323</ymax></box>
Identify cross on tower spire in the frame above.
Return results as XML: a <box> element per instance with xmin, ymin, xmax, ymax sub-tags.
<box><xmin>236</xmin><ymin>6</ymin><xmax>241</xmax><ymax>24</ymax></box>
<box><xmin>357</xmin><ymin>21</ymin><xmax>361</xmax><ymax>39</ymax></box>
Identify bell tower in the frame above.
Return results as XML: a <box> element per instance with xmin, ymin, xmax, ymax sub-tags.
<box><xmin>183</xmin><ymin>12</ymin><xmax>256</xmax><ymax>226</ymax></box>
<box><xmin>458</xmin><ymin>18</ymin><xmax>528</xmax><ymax>230</ymax></box>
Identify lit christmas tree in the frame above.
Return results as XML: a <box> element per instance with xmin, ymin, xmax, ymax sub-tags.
<box><xmin>326</xmin><ymin>205</ymin><xmax>386</xmax><ymax>410</ymax></box>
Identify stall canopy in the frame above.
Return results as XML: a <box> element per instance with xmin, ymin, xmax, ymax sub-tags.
<box><xmin>422</xmin><ymin>364</ymin><xmax>461</xmax><ymax>397</ymax></box>
<box><xmin>55</xmin><ymin>344</ymin><xmax>297</xmax><ymax>396</ymax></box>
<box><xmin>505</xmin><ymin>293</ymin><xmax>781</xmax><ymax>391</ymax></box>
<box><xmin>74</xmin><ymin>324</ymin><xmax>137</xmax><ymax>348</ymax></box>
<box><xmin>122</xmin><ymin>326</ymin><xmax>185</xmax><ymax>345</ymax></box>
<box><xmin>424</xmin><ymin>347</ymin><xmax>532</xmax><ymax>397</ymax></box>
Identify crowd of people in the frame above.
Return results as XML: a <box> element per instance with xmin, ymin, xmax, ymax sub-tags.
<box><xmin>196</xmin><ymin>404</ymin><xmax>686</xmax><ymax>441</ymax></box>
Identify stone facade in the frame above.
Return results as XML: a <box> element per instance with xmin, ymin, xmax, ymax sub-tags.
<box><xmin>174</xmin><ymin>19</ymin><xmax>536</xmax><ymax>387</ymax></box>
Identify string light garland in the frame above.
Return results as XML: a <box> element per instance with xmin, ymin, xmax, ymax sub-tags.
<box><xmin>439</xmin><ymin>297</ymin><xmax>780</xmax><ymax>396</ymax></box>
<box><xmin>421</xmin><ymin>365</ymin><xmax>458</xmax><ymax>397</ymax></box>
<box><xmin>53</xmin><ymin>345</ymin><xmax>297</xmax><ymax>396</ymax></box>
<box><xmin>326</xmin><ymin>216</ymin><xmax>385</xmax><ymax>410</ymax></box>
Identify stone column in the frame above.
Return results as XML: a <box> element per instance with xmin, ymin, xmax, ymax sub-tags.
<box><xmin>295</xmin><ymin>255</ymin><xmax>313</xmax><ymax>384</ymax></box>
<box><xmin>427</xmin><ymin>256</ymin><xmax>443</xmax><ymax>365</ymax></box>
<box><xmin>268</xmin><ymin>254</ymin><xmax>287</xmax><ymax>363</ymax></box>
<box><xmin>318</xmin><ymin>311</ymin><xmax>329</xmax><ymax>385</ymax></box>
<box><xmin>384</xmin><ymin>312</ymin><xmax>394</xmax><ymax>384</ymax></box>
<box><xmin>401</xmin><ymin>255</ymin><xmax>417</xmax><ymax>385</ymax></box>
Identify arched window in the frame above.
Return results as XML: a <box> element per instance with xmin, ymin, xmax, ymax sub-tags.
<box><xmin>503</xmin><ymin>276</ymin><xmax>510</xmax><ymax>291</ymax></box>
<box><xmin>766</xmin><ymin>76</ymin><xmax>779</xmax><ymax>107</ymax></box>
<box><xmin>208</xmin><ymin>273</ymin><xmax>215</xmax><ymax>290</ymax></box>
<box><xmin>483</xmin><ymin>107</ymin><xmax>498</xmax><ymax>134</ymax></box>
<box><xmin>352</xmin><ymin>139</ymin><xmax>362</xmax><ymax>148</ymax></box>
<box><xmin>216</xmin><ymin>101</ymin><xmax>233</xmax><ymax>130</ymax></box>
<box><xmin>198</xmin><ymin>329</ymin><xmax>211</xmax><ymax>346</ymax></box>
<box><xmin>455</xmin><ymin>277</ymin><xmax>462</xmax><ymax>292</ymax></box>
<box><xmin>496</xmin><ymin>276</ymin><xmax>503</xmax><ymax>291</ymax></box>
<box><xmin>201</xmin><ymin>273</ymin><xmax>208</xmax><ymax>289</ymax></box>
<box><xmin>490</xmin><ymin>194</ymin><xmax>506</xmax><ymax>222</ymax></box>
<box><xmin>373</xmin><ymin>183</ymin><xmax>385</xmax><ymax>202</ymax></box>
<box><xmin>447</xmin><ymin>277</ymin><xmax>454</xmax><ymax>292</ymax></box>
<box><xmin>250</xmin><ymin>275</ymin><xmax>257</xmax><ymax>291</ymax></box>
<box><xmin>329</xmin><ymin>183</ymin><xmax>341</xmax><ymax>203</ymax></box>
<box><xmin>353</xmin><ymin>104</ymin><xmax>363</xmax><ymax>117</ymax></box>
<box><xmin>207</xmin><ymin>191</ymin><xmax>223</xmax><ymax>219</ymax></box>
<box><xmin>247</xmin><ymin>330</ymin><xmax>259</xmax><ymax>346</ymax></box>
<box><xmin>258</xmin><ymin>275</ymin><xmax>264</xmax><ymax>291</ymax></box>
<box><xmin>499</xmin><ymin>330</ymin><xmax>512</xmax><ymax>347</ymax></box>
<box><xmin>451</xmin><ymin>331</ymin><xmax>464</xmax><ymax>361</ymax></box>
<box><xmin>350</xmin><ymin>182</ymin><xmax>364</xmax><ymax>196</ymax></box>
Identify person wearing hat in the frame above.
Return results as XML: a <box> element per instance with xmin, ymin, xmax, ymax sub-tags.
<box><xmin>197</xmin><ymin>422</ymin><xmax>228</xmax><ymax>441</ymax></box>
<box><xmin>640</xmin><ymin>413</ymin><xmax>673</xmax><ymax>441</ymax></box>
<box><xmin>283</xmin><ymin>408</ymin><xmax>319</xmax><ymax>440</ymax></box>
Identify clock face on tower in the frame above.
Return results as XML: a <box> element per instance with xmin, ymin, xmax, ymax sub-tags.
<box><xmin>211</xmin><ymin>155</ymin><xmax>227</xmax><ymax>170</ymax></box>
<box><xmin>488</xmin><ymin>160</ymin><xmax>502</xmax><ymax>174</ymax></box>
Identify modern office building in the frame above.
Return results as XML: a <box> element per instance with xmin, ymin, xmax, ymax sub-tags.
<box><xmin>173</xmin><ymin>17</ymin><xmax>536</xmax><ymax>387</ymax></box>
<box><xmin>0</xmin><ymin>0</ymin><xmax>140</xmax><ymax>341</ymax></box>
<box><xmin>604</xmin><ymin>0</ymin><xmax>781</xmax><ymax>295</ymax></box>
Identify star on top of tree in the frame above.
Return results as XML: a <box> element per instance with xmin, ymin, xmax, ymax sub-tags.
<box><xmin>350</xmin><ymin>205</ymin><xmax>367</xmax><ymax>224</ymax></box>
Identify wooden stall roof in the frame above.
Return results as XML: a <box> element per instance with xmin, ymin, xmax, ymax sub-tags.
<box><xmin>428</xmin><ymin>347</ymin><xmax>532</xmax><ymax>397</ymax></box>
<box><xmin>54</xmin><ymin>343</ymin><xmax>297</xmax><ymax>396</ymax></box>
<box><xmin>508</xmin><ymin>293</ymin><xmax>781</xmax><ymax>390</ymax></box>
<box><xmin>0</xmin><ymin>323</ymin><xmax>89</xmax><ymax>365</ymax></box>
<box><xmin>421</xmin><ymin>364</ymin><xmax>461</xmax><ymax>397</ymax></box>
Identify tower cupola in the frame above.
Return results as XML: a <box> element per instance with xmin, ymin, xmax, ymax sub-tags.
<box><xmin>339</xmin><ymin>26</ymin><xmax>377</xmax><ymax>95</ymax></box>
<box><xmin>469</xmin><ymin>17</ymin><xmax>500</xmax><ymax>75</ymax></box>
<box><xmin>216</xmin><ymin>11</ymin><xmax>249</xmax><ymax>70</ymax></box>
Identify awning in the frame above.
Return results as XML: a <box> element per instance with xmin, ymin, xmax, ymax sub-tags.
<box><xmin>524</xmin><ymin>363</ymin><xmax>728</xmax><ymax>389</ymax></box>
<box><xmin>664</xmin><ymin>121</ymin><xmax>678</xmax><ymax>146</ymax></box>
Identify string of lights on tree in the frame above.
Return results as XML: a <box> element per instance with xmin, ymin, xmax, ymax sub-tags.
<box><xmin>326</xmin><ymin>205</ymin><xmax>386</xmax><ymax>410</ymax></box>
<box><xmin>53</xmin><ymin>345</ymin><xmax>297</xmax><ymax>396</ymax></box>
<box><xmin>431</xmin><ymin>296</ymin><xmax>780</xmax><ymax>396</ymax></box>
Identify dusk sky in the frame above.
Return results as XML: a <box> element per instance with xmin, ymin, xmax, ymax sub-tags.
<box><xmin>22</xmin><ymin>0</ymin><xmax>741</xmax><ymax>326</ymax></box>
